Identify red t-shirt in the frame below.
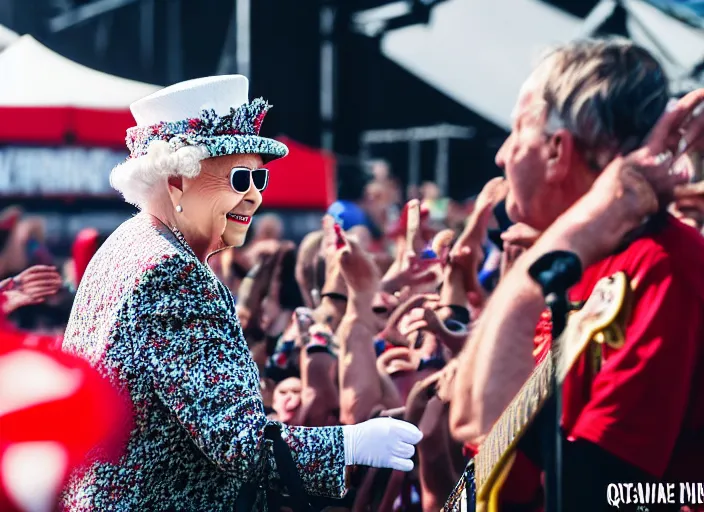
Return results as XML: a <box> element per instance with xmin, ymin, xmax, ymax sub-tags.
<box><xmin>504</xmin><ymin>215</ymin><xmax>704</xmax><ymax>503</ymax></box>
<box><xmin>563</xmin><ymin>216</ymin><xmax>704</xmax><ymax>481</ymax></box>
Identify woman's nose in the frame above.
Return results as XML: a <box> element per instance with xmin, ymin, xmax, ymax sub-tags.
<box><xmin>243</xmin><ymin>177</ymin><xmax>263</xmax><ymax>207</ymax></box>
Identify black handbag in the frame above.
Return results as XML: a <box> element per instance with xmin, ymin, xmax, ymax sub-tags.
<box><xmin>236</xmin><ymin>424</ymin><xmax>354</xmax><ymax>512</ymax></box>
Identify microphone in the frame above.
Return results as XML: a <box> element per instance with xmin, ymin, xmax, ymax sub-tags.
<box><xmin>527</xmin><ymin>251</ymin><xmax>583</xmax><ymax>300</ymax></box>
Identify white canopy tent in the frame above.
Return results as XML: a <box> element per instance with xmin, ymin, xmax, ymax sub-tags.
<box><xmin>0</xmin><ymin>34</ymin><xmax>159</xmax><ymax>148</ymax></box>
<box><xmin>374</xmin><ymin>0</ymin><xmax>704</xmax><ymax>130</ymax></box>
<box><xmin>0</xmin><ymin>24</ymin><xmax>19</xmax><ymax>51</ymax></box>
<box><xmin>0</xmin><ymin>34</ymin><xmax>160</xmax><ymax>198</ymax></box>
<box><xmin>0</xmin><ymin>35</ymin><xmax>332</xmax><ymax>212</ymax></box>
<box><xmin>0</xmin><ymin>34</ymin><xmax>159</xmax><ymax>110</ymax></box>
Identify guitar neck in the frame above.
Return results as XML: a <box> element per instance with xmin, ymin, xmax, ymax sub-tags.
<box><xmin>444</xmin><ymin>272</ymin><xmax>630</xmax><ymax>512</ymax></box>
<box><xmin>474</xmin><ymin>351</ymin><xmax>554</xmax><ymax>488</ymax></box>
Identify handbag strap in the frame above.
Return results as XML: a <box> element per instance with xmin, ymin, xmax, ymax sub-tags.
<box><xmin>238</xmin><ymin>424</ymin><xmax>355</xmax><ymax>512</ymax></box>
<box><xmin>264</xmin><ymin>424</ymin><xmax>315</xmax><ymax>512</ymax></box>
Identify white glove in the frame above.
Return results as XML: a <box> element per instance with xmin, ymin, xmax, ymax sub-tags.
<box><xmin>342</xmin><ymin>417</ymin><xmax>423</xmax><ymax>472</ymax></box>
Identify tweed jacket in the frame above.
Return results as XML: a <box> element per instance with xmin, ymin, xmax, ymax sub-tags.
<box><xmin>61</xmin><ymin>214</ymin><xmax>346</xmax><ymax>511</ymax></box>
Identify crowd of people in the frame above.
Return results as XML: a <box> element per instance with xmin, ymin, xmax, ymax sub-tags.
<box><xmin>1</xmin><ymin>38</ymin><xmax>704</xmax><ymax>512</ymax></box>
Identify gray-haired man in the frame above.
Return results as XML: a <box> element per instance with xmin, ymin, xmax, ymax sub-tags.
<box><xmin>450</xmin><ymin>39</ymin><xmax>704</xmax><ymax>511</ymax></box>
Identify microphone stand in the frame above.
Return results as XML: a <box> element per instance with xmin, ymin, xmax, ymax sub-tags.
<box><xmin>528</xmin><ymin>251</ymin><xmax>583</xmax><ymax>512</ymax></box>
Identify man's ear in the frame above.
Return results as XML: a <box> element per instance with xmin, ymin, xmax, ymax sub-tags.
<box><xmin>167</xmin><ymin>176</ymin><xmax>184</xmax><ymax>208</ymax></box>
<box><xmin>545</xmin><ymin>128</ymin><xmax>575</xmax><ymax>184</ymax></box>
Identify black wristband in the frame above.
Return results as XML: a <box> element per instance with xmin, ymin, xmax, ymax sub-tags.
<box><xmin>447</xmin><ymin>305</ymin><xmax>471</xmax><ymax>325</ymax></box>
<box><xmin>320</xmin><ymin>292</ymin><xmax>348</xmax><ymax>302</ymax></box>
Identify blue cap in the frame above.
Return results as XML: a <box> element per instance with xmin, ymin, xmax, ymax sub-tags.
<box><xmin>326</xmin><ymin>200</ymin><xmax>368</xmax><ymax>231</ymax></box>
<box><xmin>420</xmin><ymin>248</ymin><xmax>437</xmax><ymax>260</ymax></box>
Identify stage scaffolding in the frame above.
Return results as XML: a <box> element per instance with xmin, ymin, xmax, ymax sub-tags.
<box><xmin>360</xmin><ymin>123</ymin><xmax>476</xmax><ymax>197</ymax></box>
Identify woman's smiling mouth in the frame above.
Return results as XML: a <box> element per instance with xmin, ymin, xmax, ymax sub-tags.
<box><xmin>226</xmin><ymin>213</ymin><xmax>251</xmax><ymax>225</ymax></box>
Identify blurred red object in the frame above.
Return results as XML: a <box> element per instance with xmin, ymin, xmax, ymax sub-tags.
<box><xmin>0</xmin><ymin>106</ymin><xmax>135</xmax><ymax>148</ymax></box>
<box><xmin>386</xmin><ymin>201</ymin><xmax>432</xmax><ymax>239</ymax></box>
<box><xmin>72</xmin><ymin>228</ymin><xmax>100</xmax><ymax>287</ymax></box>
<box><xmin>265</xmin><ymin>136</ymin><xmax>336</xmax><ymax>210</ymax></box>
<box><xmin>0</xmin><ymin>207</ymin><xmax>22</xmax><ymax>233</ymax></box>
<box><xmin>0</xmin><ymin>283</ymin><xmax>64</xmax><ymax>352</ymax></box>
<box><xmin>0</xmin><ymin>337</ymin><xmax>132</xmax><ymax>512</ymax></box>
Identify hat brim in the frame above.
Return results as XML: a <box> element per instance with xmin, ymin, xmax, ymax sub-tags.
<box><xmin>196</xmin><ymin>134</ymin><xmax>289</xmax><ymax>164</ymax></box>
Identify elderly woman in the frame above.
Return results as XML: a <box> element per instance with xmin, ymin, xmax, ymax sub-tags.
<box><xmin>61</xmin><ymin>75</ymin><xmax>421</xmax><ymax>511</ymax></box>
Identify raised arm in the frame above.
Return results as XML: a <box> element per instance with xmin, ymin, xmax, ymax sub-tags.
<box><xmin>330</xmin><ymin>224</ymin><xmax>387</xmax><ymax>425</ymax></box>
<box><xmin>451</xmin><ymin>138</ymin><xmax>686</xmax><ymax>444</ymax></box>
<box><xmin>449</xmin><ymin>259</ymin><xmax>545</xmax><ymax>444</ymax></box>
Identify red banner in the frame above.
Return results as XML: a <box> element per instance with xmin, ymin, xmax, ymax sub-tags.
<box><xmin>0</xmin><ymin>106</ymin><xmax>134</xmax><ymax>148</ymax></box>
<box><xmin>263</xmin><ymin>136</ymin><xmax>336</xmax><ymax>210</ymax></box>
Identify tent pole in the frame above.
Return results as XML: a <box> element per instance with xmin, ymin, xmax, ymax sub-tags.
<box><xmin>166</xmin><ymin>0</ymin><xmax>183</xmax><ymax>84</ymax></box>
<box><xmin>217</xmin><ymin>1</ymin><xmax>239</xmax><ymax>75</ymax></box>
<box><xmin>140</xmin><ymin>0</ymin><xmax>155</xmax><ymax>73</ymax></box>
<box><xmin>320</xmin><ymin>0</ymin><xmax>336</xmax><ymax>151</ymax></box>
<box><xmin>408</xmin><ymin>139</ymin><xmax>420</xmax><ymax>188</ymax></box>
<box><xmin>435</xmin><ymin>135</ymin><xmax>449</xmax><ymax>197</ymax></box>
<box><xmin>236</xmin><ymin>0</ymin><xmax>251</xmax><ymax>78</ymax></box>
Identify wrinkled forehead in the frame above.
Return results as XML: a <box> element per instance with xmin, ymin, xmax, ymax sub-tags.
<box><xmin>510</xmin><ymin>61</ymin><xmax>552</xmax><ymax>127</ymax></box>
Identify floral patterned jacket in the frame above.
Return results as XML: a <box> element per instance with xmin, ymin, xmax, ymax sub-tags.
<box><xmin>61</xmin><ymin>214</ymin><xmax>347</xmax><ymax>511</ymax></box>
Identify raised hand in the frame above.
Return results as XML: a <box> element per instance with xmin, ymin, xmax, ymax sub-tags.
<box><xmin>453</xmin><ymin>177</ymin><xmax>508</xmax><ymax>253</ymax></box>
<box><xmin>656</xmin><ymin>90</ymin><xmax>704</xmax><ymax>159</ymax></box>
<box><xmin>380</xmin><ymin>256</ymin><xmax>440</xmax><ymax>299</ymax></box>
<box><xmin>400</xmin><ymin>306</ymin><xmax>469</xmax><ymax>355</ymax></box>
<box><xmin>670</xmin><ymin>179</ymin><xmax>704</xmax><ymax>230</ymax></box>
<box><xmin>598</xmin><ymin>90</ymin><xmax>704</xmax><ymax>208</ymax></box>
<box><xmin>446</xmin><ymin>177</ymin><xmax>508</xmax><ymax>308</ymax></box>
<box><xmin>379</xmin><ymin>293</ymin><xmax>440</xmax><ymax>346</ymax></box>
<box><xmin>400</xmin><ymin>199</ymin><xmax>422</xmax><ymax>271</ymax></box>
<box><xmin>431</xmin><ymin>229</ymin><xmax>455</xmax><ymax>264</ymax></box>
<box><xmin>333</xmin><ymin>223</ymin><xmax>380</xmax><ymax>298</ymax></box>
<box><xmin>1</xmin><ymin>265</ymin><xmax>63</xmax><ymax>314</ymax></box>
<box><xmin>630</xmin><ymin>88</ymin><xmax>704</xmax><ymax>199</ymax></box>
<box><xmin>500</xmin><ymin>222</ymin><xmax>541</xmax><ymax>249</ymax></box>
<box><xmin>318</xmin><ymin>216</ymin><xmax>349</xmax><ymax>298</ymax></box>
<box><xmin>292</xmin><ymin>307</ymin><xmax>315</xmax><ymax>346</ymax></box>
<box><xmin>546</xmin><ymin>153</ymin><xmax>665</xmax><ymax>268</ymax></box>
<box><xmin>376</xmin><ymin>346</ymin><xmax>421</xmax><ymax>375</ymax></box>
<box><xmin>532</xmin><ymin>93</ymin><xmax>704</xmax><ymax>269</ymax></box>
<box><xmin>382</xmin><ymin>201</ymin><xmax>440</xmax><ymax>292</ymax></box>
<box><xmin>342</xmin><ymin>417</ymin><xmax>423</xmax><ymax>471</ymax></box>
<box><xmin>500</xmin><ymin>223</ymin><xmax>542</xmax><ymax>275</ymax></box>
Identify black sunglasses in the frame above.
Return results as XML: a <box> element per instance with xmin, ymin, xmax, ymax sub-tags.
<box><xmin>230</xmin><ymin>167</ymin><xmax>269</xmax><ymax>194</ymax></box>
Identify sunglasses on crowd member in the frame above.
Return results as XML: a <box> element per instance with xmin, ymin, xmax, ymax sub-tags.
<box><xmin>230</xmin><ymin>167</ymin><xmax>269</xmax><ymax>194</ymax></box>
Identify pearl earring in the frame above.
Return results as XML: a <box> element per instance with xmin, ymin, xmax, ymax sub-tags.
<box><xmin>175</xmin><ymin>205</ymin><xmax>183</xmax><ymax>213</ymax></box>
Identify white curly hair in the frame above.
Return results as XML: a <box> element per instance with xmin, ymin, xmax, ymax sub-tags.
<box><xmin>110</xmin><ymin>141</ymin><xmax>210</xmax><ymax>209</ymax></box>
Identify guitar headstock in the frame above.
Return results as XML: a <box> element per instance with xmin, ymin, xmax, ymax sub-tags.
<box><xmin>556</xmin><ymin>271</ymin><xmax>632</xmax><ymax>382</ymax></box>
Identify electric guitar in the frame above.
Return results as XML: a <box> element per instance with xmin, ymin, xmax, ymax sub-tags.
<box><xmin>443</xmin><ymin>271</ymin><xmax>633</xmax><ymax>512</ymax></box>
